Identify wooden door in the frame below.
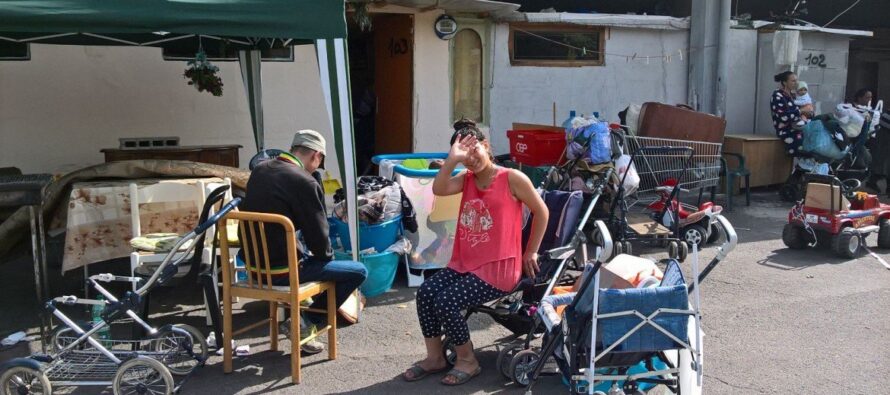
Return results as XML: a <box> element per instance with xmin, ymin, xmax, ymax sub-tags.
<box><xmin>374</xmin><ymin>14</ymin><xmax>414</xmax><ymax>154</ymax></box>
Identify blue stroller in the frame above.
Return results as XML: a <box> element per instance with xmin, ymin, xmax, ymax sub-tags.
<box><xmin>441</xmin><ymin>169</ymin><xmax>617</xmax><ymax>365</ymax></box>
<box><xmin>506</xmin><ymin>215</ymin><xmax>737</xmax><ymax>395</ymax></box>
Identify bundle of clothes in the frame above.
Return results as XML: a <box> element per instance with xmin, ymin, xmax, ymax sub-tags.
<box><xmin>333</xmin><ymin>176</ymin><xmax>418</xmax><ymax>232</ymax></box>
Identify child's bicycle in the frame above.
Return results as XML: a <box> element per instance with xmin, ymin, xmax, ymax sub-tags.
<box><xmin>0</xmin><ymin>198</ymin><xmax>240</xmax><ymax>395</ymax></box>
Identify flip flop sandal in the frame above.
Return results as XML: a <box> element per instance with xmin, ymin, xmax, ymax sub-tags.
<box><xmin>441</xmin><ymin>366</ymin><xmax>482</xmax><ymax>386</ymax></box>
<box><xmin>403</xmin><ymin>363</ymin><xmax>448</xmax><ymax>382</ymax></box>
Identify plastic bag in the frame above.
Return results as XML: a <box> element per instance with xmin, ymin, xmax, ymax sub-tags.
<box><xmin>616</xmin><ymin>154</ymin><xmax>640</xmax><ymax>194</ymax></box>
<box><xmin>835</xmin><ymin>103</ymin><xmax>865</xmax><ymax>138</ymax></box>
<box><xmin>801</xmin><ymin>120</ymin><xmax>846</xmax><ymax>160</ymax></box>
<box><xmin>566</xmin><ymin>121</ymin><xmax>611</xmax><ymax>164</ymax></box>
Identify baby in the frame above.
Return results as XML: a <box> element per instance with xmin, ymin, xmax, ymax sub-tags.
<box><xmin>795</xmin><ymin>81</ymin><xmax>815</xmax><ymax>126</ymax></box>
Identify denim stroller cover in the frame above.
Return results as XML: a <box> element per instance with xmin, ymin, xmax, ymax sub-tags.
<box><xmin>568</xmin><ymin>260</ymin><xmax>690</xmax><ymax>354</ymax></box>
<box><xmin>522</xmin><ymin>189</ymin><xmax>584</xmax><ymax>254</ymax></box>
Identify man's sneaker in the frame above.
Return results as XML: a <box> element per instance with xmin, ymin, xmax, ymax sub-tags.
<box><xmin>278</xmin><ymin>317</ymin><xmax>325</xmax><ymax>355</ymax></box>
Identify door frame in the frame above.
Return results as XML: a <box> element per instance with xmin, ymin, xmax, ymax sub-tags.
<box><xmin>371</xmin><ymin>12</ymin><xmax>415</xmax><ymax>154</ymax></box>
<box><xmin>448</xmin><ymin>18</ymin><xmax>492</xmax><ymax>128</ymax></box>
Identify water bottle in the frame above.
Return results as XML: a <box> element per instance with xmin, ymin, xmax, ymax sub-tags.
<box><xmin>561</xmin><ymin>110</ymin><xmax>577</xmax><ymax>130</ymax></box>
<box><xmin>91</xmin><ymin>294</ymin><xmax>111</xmax><ymax>344</ymax></box>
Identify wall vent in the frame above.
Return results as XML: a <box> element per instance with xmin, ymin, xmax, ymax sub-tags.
<box><xmin>119</xmin><ymin>137</ymin><xmax>180</xmax><ymax>150</ymax></box>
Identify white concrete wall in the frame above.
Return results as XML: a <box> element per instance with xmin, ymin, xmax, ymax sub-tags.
<box><xmin>0</xmin><ymin>44</ymin><xmax>335</xmax><ymax>177</ymax></box>
<box><xmin>487</xmin><ymin>25</ymin><xmax>689</xmax><ymax>155</ymax></box>
<box><xmin>411</xmin><ymin>10</ymin><xmax>454</xmax><ymax>153</ymax></box>
<box><xmin>724</xmin><ymin>28</ymin><xmax>758</xmax><ymax>134</ymax></box>
<box><xmin>754</xmin><ymin>31</ymin><xmax>852</xmax><ymax>135</ymax></box>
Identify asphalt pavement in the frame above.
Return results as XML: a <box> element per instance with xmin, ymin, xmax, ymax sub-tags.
<box><xmin>0</xmin><ymin>192</ymin><xmax>888</xmax><ymax>394</ymax></box>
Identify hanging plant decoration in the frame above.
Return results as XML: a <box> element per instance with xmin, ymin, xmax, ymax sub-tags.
<box><xmin>184</xmin><ymin>50</ymin><xmax>224</xmax><ymax>96</ymax></box>
<box><xmin>353</xmin><ymin>2</ymin><xmax>373</xmax><ymax>32</ymax></box>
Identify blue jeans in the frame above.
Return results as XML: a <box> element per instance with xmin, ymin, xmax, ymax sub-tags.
<box><xmin>273</xmin><ymin>259</ymin><xmax>368</xmax><ymax>313</ymax></box>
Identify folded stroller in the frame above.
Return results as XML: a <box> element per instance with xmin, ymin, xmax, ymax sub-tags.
<box><xmin>441</xmin><ymin>169</ymin><xmax>617</xmax><ymax>365</ymax></box>
<box><xmin>505</xmin><ymin>215</ymin><xmax>737</xmax><ymax>395</ymax></box>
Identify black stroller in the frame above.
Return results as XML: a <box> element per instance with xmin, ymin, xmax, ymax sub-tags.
<box><xmin>505</xmin><ymin>215</ymin><xmax>737</xmax><ymax>395</ymax></box>
<box><xmin>781</xmin><ymin>105</ymin><xmax>882</xmax><ymax>202</ymax></box>
<box><xmin>441</xmin><ymin>169</ymin><xmax>616</xmax><ymax>365</ymax></box>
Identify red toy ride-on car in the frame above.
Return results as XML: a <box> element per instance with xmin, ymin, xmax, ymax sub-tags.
<box><xmin>647</xmin><ymin>179</ymin><xmax>724</xmax><ymax>248</ymax></box>
<box><xmin>782</xmin><ymin>174</ymin><xmax>890</xmax><ymax>258</ymax></box>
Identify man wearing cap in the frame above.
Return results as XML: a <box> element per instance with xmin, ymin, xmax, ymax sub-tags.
<box><xmin>240</xmin><ymin>130</ymin><xmax>368</xmax><ymax>354</ymax></box>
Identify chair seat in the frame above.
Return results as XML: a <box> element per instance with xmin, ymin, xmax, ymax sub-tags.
<box><xmin>231</xmin><ymin>280</ymin><xmax>328</xmax><ymax>297</ymax></box>
<box><xmin>130</xmin><ymin>233</ymin><xmax>193</xmax><ymax>252</ymax></box>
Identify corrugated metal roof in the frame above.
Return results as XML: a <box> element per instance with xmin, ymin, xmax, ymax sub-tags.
<box><xmin>497</xmin><ymin>12</ymin><xmax>690</xmax><ymax>30</ymax></box>
<box><xmin>383</xmin><ymin>0</ymin><xmax>520</xmax><ymax>17</ymax></box>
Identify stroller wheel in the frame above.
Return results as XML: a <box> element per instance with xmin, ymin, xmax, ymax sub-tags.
<box><xmin>113</xmin><ymin>357</ymin><xmax>174</xmax><ymax>395</ymax></box>
<box><xmin>442</xmin><ymin>337</ymin><xmax>457</xmax><ymax>367</ymax></box>
<box><xmin>0</xmin><ymin>363</ymin><xmax>51</xmax><ymax>395</ymax></box>
<box><xmin>678</xmin><ymin>241</ymin><xmax>689</xmax><ymax>262</ymax></box>
<box><xmin>779</xmin><ymin>183</ymin><xmax>801</xmax><ymax>202</ymax></box>
<box><xmin>497</xmin><ymin>343</ymin><xmax>524</xmax><ymax>380</ymax></box>
<box><xmin>49</xmin><ymin>321</ymin><xmax>92</xmax><ymax>353</ymax></box>
<box><xmin>153</xmin><ymin>324</ymin><xmax>209</xmax><ymax>376</ymax></box>
<box><xmin>509</xmin><ymin>349</ymin><xmax>541</xmax><ymax>387</ymax></box>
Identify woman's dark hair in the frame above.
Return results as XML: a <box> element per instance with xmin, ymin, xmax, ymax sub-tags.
<box><xmin>774</xmin><ymin>71</ymin><xmax>795</xmax><ymax>84</ymax></box>
<box><xmin>449</xmin><ymin>118</ymin><xmax>486</xmax><ymax>145</ymax></box>
<box><xmin>853</xmin><ymin>88</ymin><xmax>872</xmax><ymax>102</ymax></box>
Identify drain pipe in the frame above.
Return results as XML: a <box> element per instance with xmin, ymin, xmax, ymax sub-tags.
<box><xmin>715</xmin><ymin>0</ymin><xmax>731</xmax><ymax>118</ymax></box>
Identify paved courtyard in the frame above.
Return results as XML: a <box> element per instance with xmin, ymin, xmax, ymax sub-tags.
<box><xmin>0</xmin><ymin>193</ymin><xmax>888</xmax><ymax>394</ymax></box>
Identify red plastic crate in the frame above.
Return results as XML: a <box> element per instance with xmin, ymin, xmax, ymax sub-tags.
<box><xmin>506</xmin><ymin>129</ymin><xmax>566</xmax><ymax>166</ymax></box>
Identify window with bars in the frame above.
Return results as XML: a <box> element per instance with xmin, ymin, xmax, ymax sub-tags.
<box><xmin>509</xmin><ymin>23</ymin><xmax>605</xmax><ymax>67</ymax></box>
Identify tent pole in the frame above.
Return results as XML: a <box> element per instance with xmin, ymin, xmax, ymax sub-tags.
<box><xmin>317</xmin><ymin>39</ymin><xmax>359</xmax><ymax>261</ymax></box>
<box><xmin>239</xmin><ymin>49</ymin><xmax>265</xmax><ymax>152</ymax></box>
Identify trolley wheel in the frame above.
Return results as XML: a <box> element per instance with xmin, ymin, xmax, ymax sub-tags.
<box><xmin>878</xmin><ymin>219</ymin><xmax>890</xmax><ymax>249</ymax></box>
<box><xmin>623</xmin><ymin>241</ymin><xmax>633</xmax><ymax>257</ymax></box>
<box><xmin>668</xmin><ymin>241</ymin><xmax>679</xmax><ymax>260</ymax></box>
<box><xmin>782</xmin><ymin>224</ymin><xmax>809</xmax><ymax>250</ymax></box>
<box><xmin>497</xmin><ymin>343</ymin><xmax>524</xmax><ymax>380</ymax></box>
<box><xmin>832</xmin><ymin>228</ymin><xmax>860</xmax><ymax>259</ymax></box>
<box><xmin>779</xmin><ymin>183</ymin><xmax>800</xmax><ymax>202</ymax></box>
<box><xmin>442</xmin><ymin>337</ymin><xmax>457</xmax><ymax>367</ymax></box>
<box><xmin>112</xmin><ymin>356</ymin><xmax>174</xmax><ymax>395</ymax></box>
<box><xmin>613</xmin><ymin>241</ymin><xmax>624</xmax><ymax>258</ymax></box>
<box><xmin>509</xmin><ymin>349</ymin><xmax>541</xmax><ymax>387</ymax></box>
<box><xmin>682</xmin><ymin>225</ymin><xmax>709</xmax><ymax>248</ymax></box>
<box><xmin>0</xmin><ymin>364</ymin><xmax>51</xmax><ymax>395</ymax></box>
<box><xmin>678</xmin><ymin>241</ymin><xmax>689</xmax><ymax>262</ymax></box>
<box><xmin>152</xmin><ymin>324</ymin><xmax>209</xmax><ymax>376</ymax></box>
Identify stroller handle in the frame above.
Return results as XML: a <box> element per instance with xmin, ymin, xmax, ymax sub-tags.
<box><xmin>713</xmin><ymin>214</ymin><xmax>738</xmax><ymax>260</ymax></box>
<box><xmin>688</xmin><ymin>214</ymin><xmax>737</xmax><ymax>294</ymax></box>
<box><xmin>195</xmin><ymin>197</ymin><xmax>242</xmax><ymax>234</ymax></box>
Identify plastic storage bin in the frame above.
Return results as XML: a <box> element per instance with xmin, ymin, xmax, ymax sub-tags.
<box><xmin>335</xmin><ymin>250</ymin><xmax>400</xmax><ymax>297</ymax></box>
<box><xmin>507</xmin><ymin>129</ymin><xmax>566</xmax><ymax>166</ymax></box>
<box><xmin>330</xmin><ymin>215</ymin><xmax>401</xmax><ymax>253</ymax></box>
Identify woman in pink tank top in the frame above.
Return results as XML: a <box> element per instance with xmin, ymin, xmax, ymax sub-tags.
<box><xmin>403</xmin><ymin>119</ymin><xmax>548</xmax><ymax>386</ymax></box>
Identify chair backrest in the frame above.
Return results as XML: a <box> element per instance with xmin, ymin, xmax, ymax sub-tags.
<box><xmin>218</xmin><ymin>211</ymin><xmax>300</xmax><ymax>291</ymax></box>
<box><xmin>129</xmin><ymin>180</ymin><xmax>206</xmax><ymax>238</ymax></box>
<box><xmin>199</xmin><ymin>178</ymin><xmax>233</xmax><ymax>247</ymax></box>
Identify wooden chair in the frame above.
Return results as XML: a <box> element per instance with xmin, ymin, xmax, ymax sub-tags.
<box><xmin>218</xmin><ymin>211</ymin><xmax>337</xmax><ymax>384</ymax></box>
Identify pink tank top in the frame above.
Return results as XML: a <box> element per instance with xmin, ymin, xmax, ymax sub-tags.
<box><xmin>448</xmin><ymin>167</ymin><xmax>523</xmax><ymax>292</ymax></box>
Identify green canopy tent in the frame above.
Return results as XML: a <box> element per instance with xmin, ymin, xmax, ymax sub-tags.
<box><xmin>0</xmin><ymin>0</ymin><xmax>363</xmax><ymax>259</ymax></box>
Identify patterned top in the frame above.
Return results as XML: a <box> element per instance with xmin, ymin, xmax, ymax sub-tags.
<box><xmin>770</xmin><ymin>89</ymin><xmax>804</xmax><ymax>155</ymax></box>
<box><xmin>448</xmin><ymin>167</ymin><xmax>523</xmax><ymax>292</ymax></box>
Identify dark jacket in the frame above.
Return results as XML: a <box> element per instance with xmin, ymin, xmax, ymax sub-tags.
<box><xmin>240</xmin><ymin>158</ymin><xmax>332</xmax><ymax>266</ymax></box>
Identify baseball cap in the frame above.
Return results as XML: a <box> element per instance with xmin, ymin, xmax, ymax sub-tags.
<box><xmin>291</xmin><ymin>129</ymin><xmax>327</xmax><ymax>168</ymax></box>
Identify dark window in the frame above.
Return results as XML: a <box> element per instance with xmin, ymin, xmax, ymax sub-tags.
<box><xmin>0</xmin><ymin>41</ymin><xmax>30</xmax><ymax>60</ymax></box>
<box><xmin>509</xmin><ymin>24</ymin><xmax>604</xmax><ymax>67</ymax></box>
<box><xmin>162</xmin><ymin>39</ymin><xmax>293</xmax><ymax>62</ymax></box>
